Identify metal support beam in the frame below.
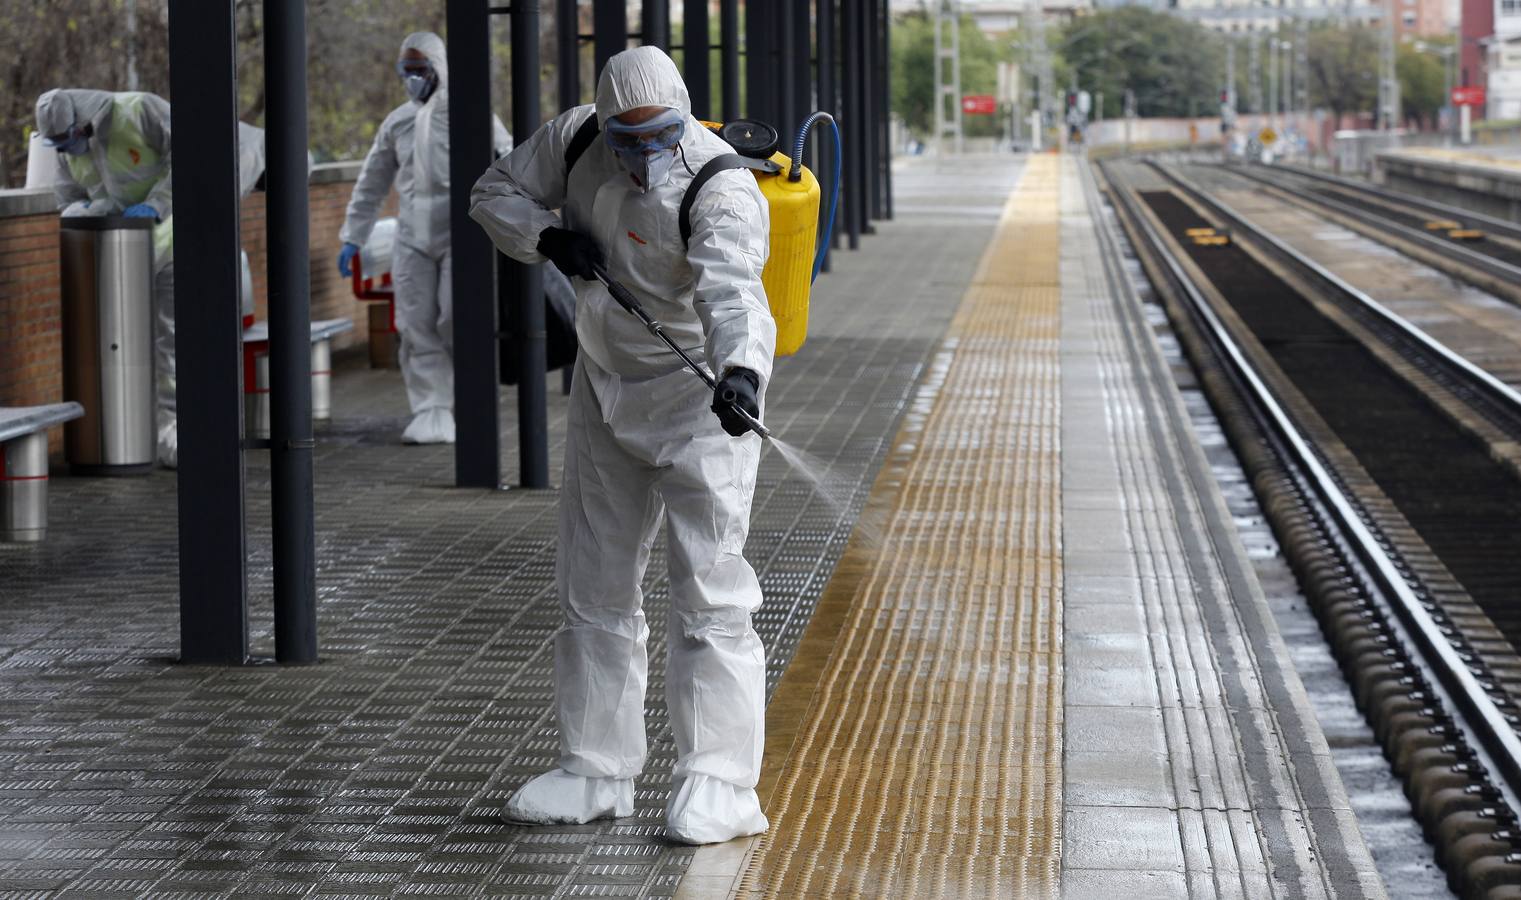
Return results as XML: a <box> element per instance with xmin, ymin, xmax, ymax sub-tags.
<box><xmin>265</xmin><ymin>0</ymin><xmax>317</xmax><ymax>664</ymax></box>
<box><xmin>864</xmin><ymin>0</ymin><xmax>882</xmax><ymax>221</ymax></box>
<box><xmin>792</xmin><ymin>0</ymin><xmax>812</xmax><ymax>131</ymax></box>
<box><xmin>818</xmin><ymin>0</ymin><xmax>840</xmax><ymax>263</ymax></box>
<box><xmin>510</xmin><ymin>1</ymin><xmax>549</xmax><ymax>488</ymax></box>
<box><xmin>720</xmin><ymin>0</ymin><xmax>740</xmax><ymax>121</ymax></box>
<box><xmin>684</xmin><ymin>0</ymin><xmax>711</xmax><ymax>118</ymax></box>
<box><xmin>842</xmin><ymin>0</ymin><xmax>863</xmax><ymax>249</ymax></box>
<box><xmin>594</xmin><ymin>0</ymin><xmax>627</xmax><ymax>76</ymax></box>
<box><xmin>449</xmin><ymin>0</ymin><xmax>502</xmax><ymax>488</ymax></box>
<box><xmin>744</xmin><ymin>0</ymin><xmax>772</xmax><ymax>123</ymax></box>
<box><xmin>558</xmin><ymin>0</ymin><xmax>580</xmax><ymax>109</ymax></box>
<box><xmin>168</xmin><ymin>0</ymin><xmax>248</xmax><ymax>664</ymax></box>
<box><xmin>643</xmin><ymin>0</ymin><xmax>670</xmax><ymax>51</ymax></box>
<box><xmin>777</xmin><ymin>1</ymin><xmax>795</xmax><ymax>132</ymax></box>
<box><xmin>880</xmin><ymin>0</ymin><xmax>893</xmax><ymax>220</ymax></box>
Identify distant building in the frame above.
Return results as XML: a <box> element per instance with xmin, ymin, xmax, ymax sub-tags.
<box><xmin>1171</xmin><ymin>0</ymin><xmax>1381</xmax><ymax>33</ymax></box>
<box><xmin>888</xmin><ymin>0</ymin><xmax>1088</xmax><ymax>30</ymax></box>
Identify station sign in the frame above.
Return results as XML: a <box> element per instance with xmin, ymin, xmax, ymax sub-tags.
<box><xmin>1452</xmin><ymin>86</ymin><xmax>1486</xmax><ymax>107</ymax></box>
<box><xmin>961</xmin><ymin>94</ymin><xmax>996</xmax><ymax>116</ymax></box>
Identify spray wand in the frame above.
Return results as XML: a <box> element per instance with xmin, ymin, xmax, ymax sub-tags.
<box><xmin>590</xmin><ymin>262</ymin><xmax>772</xmax><ymax>440</ymax></box>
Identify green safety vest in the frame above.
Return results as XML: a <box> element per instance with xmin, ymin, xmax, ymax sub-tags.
<box><xmin>65</xmin><ymin>93</ymin><xmax>173</xmax><ymax>263</ymax></box>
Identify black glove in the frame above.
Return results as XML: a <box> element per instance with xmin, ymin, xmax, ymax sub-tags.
<box><xmin>537</xmin><ymin>226</ymin><xmax>604</xmax><ymax>280</ymax></box>
<box><xmin>712</xmin><ymin>368</ymin><xmax>761</xmax><ymax>437</ymax></box>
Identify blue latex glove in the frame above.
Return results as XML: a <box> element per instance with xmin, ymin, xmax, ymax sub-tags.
<box><xmin>123</xmin><ymin>203</ymin><xmax>158</xmax><ymax>220</ymax></box>
<box><xmin>337</xmin><ymin>242</ymin><xmax>360</xmax><ymax>278</ymax></box>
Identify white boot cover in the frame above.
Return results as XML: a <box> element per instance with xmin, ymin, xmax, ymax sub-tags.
<box><xmin>664</xmin><ymin>774</ymin><xmax>768</xmax><ymax>845</ymax></box>
<box><xmin>401</xmin><ymin>407</ymin><xmax>455</xmax><ymax>444</ymax></box>
<box><xmin>503</xmin><ymin>768</ymin><xmax>635</xmax><ymax>825</ymax></box>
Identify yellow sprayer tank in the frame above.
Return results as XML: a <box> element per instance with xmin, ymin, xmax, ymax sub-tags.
<box><xmin>755</xmin><ymin>154</ymin><xmax>820</xmax><ymax>357</ymax></box>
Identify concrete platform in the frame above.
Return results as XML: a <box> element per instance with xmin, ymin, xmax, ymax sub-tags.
<box><xmin>1376</xmin><ymin>146</ymin><xmax>1521</xmax><ymax>223</ymax></box>
<box><xmin>0</xmin><ymin>155</ymin><xmax>1384</xmax><ymax>898</ymax></box>
<box><xmin>678</xmin><ymin>156</ymin><xmax>1385</xmax><ymax>899</ymax></box>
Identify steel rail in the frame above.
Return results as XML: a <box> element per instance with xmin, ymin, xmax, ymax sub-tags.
<box><xmin>1149</xmin><ymin>160</ymin><xmax>1521</xmax><ymax>422</ymax></box>
<box><xmin>1259</xmin><ymin>161</ymin><xmax>1521</xmax><ymax>244</ymax></box>
<box><xmin>1107</xmin><ymin>159</ymin><xmax>1521</xmax><ymax>819</ymax></box>
<box><xmin>1222</xmin><ymin>161</ymin><xmax>1521</xmax><ymax>291</ymax></box>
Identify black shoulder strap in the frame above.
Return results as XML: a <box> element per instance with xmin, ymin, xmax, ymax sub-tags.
<box><xmin>564</xmin><ymin>114</ymin><xmax>601</xmax><ymax>176</ymax></box>
<box><xmin>679</xmin><ymin>153</ymin><xmax>781</xmax><ymax>245</ymax></box>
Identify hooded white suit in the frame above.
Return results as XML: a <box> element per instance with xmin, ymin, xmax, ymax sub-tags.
<box><xmin>37</xmin><ymin>90</ymin><xmax>272</xmax><ymax>468</ymax></box>
<box><xmin>470</xmin><ymin>46</ymin><xmax>775</xmax><ymax>844</ymax></box>
<box><xmin>340</xmin><ymin>32</ymin><xmax>512</xmax><ymax>444</ymax></box>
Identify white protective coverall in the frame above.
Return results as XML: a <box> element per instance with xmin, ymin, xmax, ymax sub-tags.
<box><xmin>38</xmin><ymin>91</ymin><xmax>272</xmax><ymax>468</ymax></box>
<box><xmin>339</xmin><ymin>31</ymin><xmax>512</xmax><ymax>444</ymax></box>
<box><xmin>469</xmin><ymin>46</ymin><xmax>775</xmax><ymax>845</ymax></box>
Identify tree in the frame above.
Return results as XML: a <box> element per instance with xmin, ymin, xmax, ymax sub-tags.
<box><xmin>0</xmin><ymin>1</ymin><xmax>572</xmax><ymax>186</ymax></box>
<box><xmin>1306</xmin><ymin>24</ymin><xmax>1379</xmax><ymax>124</ymax></box>
<box><xmin>890</xmin><ymin>10</ymin><xmax>1012</xmax><ymax>139</ymax></box>
<box><xmin>1055</xmin><ymin>8</ymin><xmax>1225</xmax><ymax>120</ymax></box>
<box><xmin>1397</xmin><ymin>40</ymin><xmax>1448</xmax><ymax>129</ymax></box>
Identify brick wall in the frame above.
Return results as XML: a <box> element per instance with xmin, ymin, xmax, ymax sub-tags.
<box><xmin>0</xmin><ymin>168</ymin><xmax>397</xmax><ymax>443</ymax></box>
<box><xmin>0</xmin><ymin>206</ymin><xmax>63</xmax><ymax>416</ymax></box>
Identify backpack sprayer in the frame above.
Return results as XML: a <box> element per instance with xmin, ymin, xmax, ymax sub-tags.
<box><xmin>585</xmin><ymin>112</ymin><xmax>843</xmax><ymax>442</ymax></box>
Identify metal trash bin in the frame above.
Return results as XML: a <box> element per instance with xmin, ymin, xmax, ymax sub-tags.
<box><xmin>59</xmin><ymin>216</ymin><xmax>156</xmax><ymax>475</ymax></box>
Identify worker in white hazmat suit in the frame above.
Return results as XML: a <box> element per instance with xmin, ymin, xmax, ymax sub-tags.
<box><xmin>38</xmin><ymin>90</ymin><xmax>270</xmax><ymax>469</ymax></box>
<box><xmin>469</xmin><ymin>46</ymin><xmax>774</xmax><ymax>845</ymax></box>
<box><xmin>337</xmin><ymin>32</ymin><xmax>511</xmax><ymax>445</ymax></box>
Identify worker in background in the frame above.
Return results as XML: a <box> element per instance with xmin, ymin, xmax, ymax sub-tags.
<box><xmin>36</xmin><ymin>91</ymin><xmax>276</xmax><ymax>469</ymax></box>
<box><xmin>337</xmin><ymin>31</ymin><xmax>511</xmax><ymax>445</ymax></box>
<box><xmin>470</xmin><ymin>46</ymin><xmax>774</xmax><ymax>846</ymax></box>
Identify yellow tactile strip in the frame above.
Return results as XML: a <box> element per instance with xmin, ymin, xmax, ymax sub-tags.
<box><xmin>739</xmin><ymin>156</ymin><xmax>1064</xmax><ymax>899</ymax></box>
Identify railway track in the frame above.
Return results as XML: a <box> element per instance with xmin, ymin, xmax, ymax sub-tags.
<box><xmin>1220</xmin><ymin>160</ymin><xmax>1521</xmax><ymax>306</ymax></box>
<box><xmin>1098</xmin><ymin>157</ymin><xmax>1521</xmax><ymax>898</ymax></box>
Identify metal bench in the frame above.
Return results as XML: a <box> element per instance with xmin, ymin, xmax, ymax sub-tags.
<box><xmin>241</xmin><ymin>318</ymin><xmax>356</xmax><ymax>441</ymax></box>
<box><xmin>1</xmin><ymin>403</ymin><xmax>85</xmax><ymax>542</ymax></box>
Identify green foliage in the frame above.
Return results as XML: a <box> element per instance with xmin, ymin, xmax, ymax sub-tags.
<box><xmin>891</xmin><ymin>10</ymin><xmax>1013</xmax><ymax>138</ymax></box>
<box><xmin>1055</xmin><ymin>8</ymin><xmax>1224</xmax><ymax>120</ymax></box>
<box><xmin>1306</xmin><ymin>24</ymin><xmax>1378</xmax><ymax>121</ymax></box>
<box><xmin>1397</xmin><ymin>40</ymin><xmax>1449</xmax><ymax>128</ymax></box>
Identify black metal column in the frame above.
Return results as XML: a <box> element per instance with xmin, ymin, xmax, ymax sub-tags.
<box><xmin>744</xmin><ymin>1</ymin><xmax>772</xmax><ymax>123</ymax></box>
<box><xmin>795</xmin><ymin>0</ymin><xmax>812</xmax><ymax>122</ymax></box>
<box><xmin>818</xmin><ymin>0</ymin><xmax>839</xmax><ymax>262</ymax></box>
<box><xmin>862</xmin><ymin>0</ymin><xmax>881</xmax><ymax>223</ymax></box>
<box><xmin>168</xmin><ymin>0</ymin><xmax>247</xmax><ymax>665</ymax></box>
<box><xmin>265</xmin><ymin>0</ymin><xmax>317</xmax><ymax>663</ymax></box>
<box><xmin>511</xmin><ymin>2</ymin><xmax>549</xmax><ymax>489</ymax></box>
<box><xmin>594</xmin><ymin>0</ymin><xmax>627</xmax><ymax>76</ymax></box>
<box><xmin>449</xmin><ymin>0</ymin><xmax>501</xmax><ymax>488</ymax></box>
<box><xmin>841</xmin><ymin>0</ymin><xmax>862</xmax><ymax>249</ymax></box>
<box><xmin>720</xmin><ymin>0</ymin><xmax>740</xmax><ymax>121</ymax></box>
<box><xmin>880</xmin><ymin>0</ymin><xmax>893</xmax><ymax>220</ymax></box>
<box><xmin>558</xmin><ymin>0</ymin><xmax>580</xmax><ymax>109</ymax></box>
<box><xmin>776</xmin><ymin>1</ymin><xmax>795</xmax><ymax>133</ymax></box>
<box><xmin>684</xmin><ymin>0</ymin><xmax>711</xmax><ymax>119</ymax></box>
<box><xmin>643</xmin><ymin>0</ymin><xmax>669</xmax><ymax>50</ymax></box>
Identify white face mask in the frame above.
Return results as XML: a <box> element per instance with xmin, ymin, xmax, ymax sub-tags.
<box><xmin>616</xmin><ymin>148</ymin><xmax>677</xmax><ymax>193</ymax></box>
<box><xmin>404</xmin><ymin>74</ymin><xmax>435</xmax><ymax>103</ymax></box>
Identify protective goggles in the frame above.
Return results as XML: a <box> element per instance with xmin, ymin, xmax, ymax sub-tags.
<box><xmin>604</xmin><ymin>109</ymin><xmax>685</xmax><ymax>154</ymax></box>
<box><xmin>395</xmin><ymin>59</ymin><xmax>435</xmax><ymax>79</ymax></box>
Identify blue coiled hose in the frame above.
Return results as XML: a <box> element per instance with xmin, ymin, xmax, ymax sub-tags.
<box><xmin>790</xmin><ymin>112</ymin><xmax>843</xmax><ymax>282</ymax></box>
